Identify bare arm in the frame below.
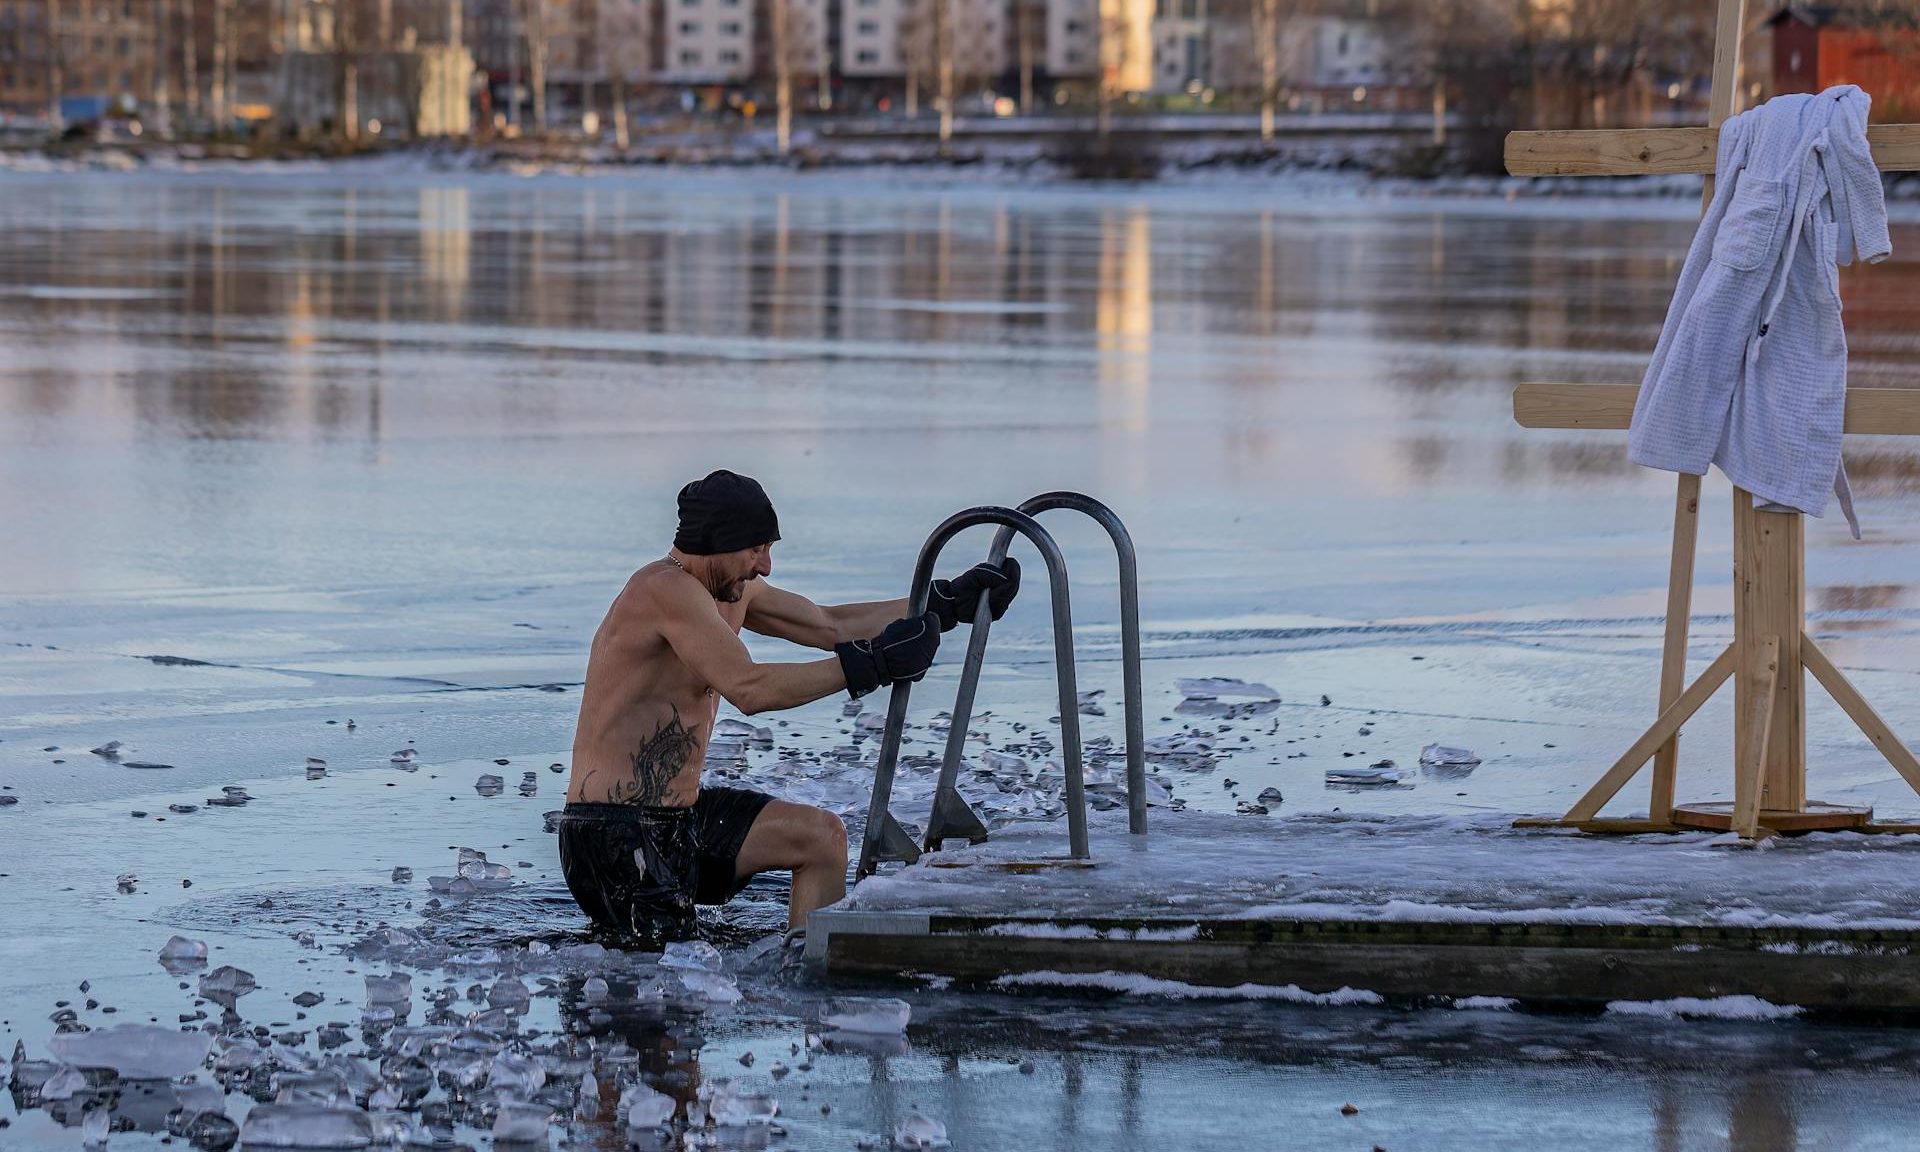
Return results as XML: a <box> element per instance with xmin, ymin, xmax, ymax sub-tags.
<box><xmin>654</xmin><ymin>576</ymin><xmax>847</xmax><ymax>714</ymax></box>
<box><xmin>745</xmin><ymin>582</ymin><xmax>907</xmax><ymax>650</ymax></box>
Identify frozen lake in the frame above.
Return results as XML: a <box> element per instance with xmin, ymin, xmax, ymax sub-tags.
<box><xmin>4</xmin><ymin>165</ymin><xmax>1920</xmax><ymax>1149</ymax></box>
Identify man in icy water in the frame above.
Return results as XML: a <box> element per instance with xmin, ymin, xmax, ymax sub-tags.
<box><xmin>561</xmin><ymin>469</ymin><xmax>1021</xmax><ymax>943</ymax></box>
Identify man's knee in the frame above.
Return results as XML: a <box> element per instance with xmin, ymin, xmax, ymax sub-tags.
<box><xmin>809</xmin><ymin>809</ymin><xmax>848</xmax><ymax>865</ymax></box>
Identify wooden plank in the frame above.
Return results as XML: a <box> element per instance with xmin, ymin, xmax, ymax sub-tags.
<box><xmin>1649</xmin><ymin>473</ymin><xmax>1702</xmax><ymax>823</ymax></box>
<box><xmin>1734</xmin><ymin>491</ymin><xmax>1806</xmax><ymax>814</ymax></box>
<box><xmin>1505</xmin><ymin>124</ymin><xmax>1920</xmax><ymax>177</ymax></box>
<box><xmin>1707</xmin><ymin>0</ymin><xmax>1746</xmax><ymax>129</ymax></box>
<box><xmin>1803</xmin><ymin>634</ymin><xmax>1920</xmax><ymax>797</ymax></box>
<box><xmin>1514</xmin><ymin>384</ymin><xmax>1920</xmax><ymax>436</ymax></box>
<box><xmin>826</xmin><ymin>923</ymin><xmax>1920</xmax><ymax>1010</ymax></box>
<box><xmin>1513</xmin><ymin>817</ymin><xmax>1683</xmax><ymax>834</ymax></box>
<box><xmin>1731</xmin><ymin>631</ymin><xmax>1781</xmax><ymax>839</ymax></box>
<box><xmin>1563</xmin><ymin>643</ymin><xmax>1738</xmax><ymax>822</ymax></box>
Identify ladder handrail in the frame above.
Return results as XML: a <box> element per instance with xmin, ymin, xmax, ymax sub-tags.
<box><xmin>931</xmin><ymin>492</ymin><xmax>1146</xmax><ymax>841</ymax></box>
<box><xmin>857</xmin><ymin>505</ymin><xmax>1085</xmax><ymax>878</ymax></box>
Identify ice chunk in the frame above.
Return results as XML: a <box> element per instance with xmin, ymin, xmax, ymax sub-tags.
<box><xmin>708</xmin><ymin>1080</ymin><xmax>778</xmax><ymax>1126</ymax></box>
<box><xmin>49</xmin><ymin>1025</ymin><xmax>214</xmax><ymax>1079</ymax></box>
<box><xmin>855</xmin><ymin>712</ymin><xmax>887</xmax><ymax>732</ymax></box>
<box><xmin>620</xmin><ymin>1081</ymin><xmax>677</xmax><ymax>1129</ymax></box>
<box><xmin>364</xmin><ymin>974</ymin><xmax>411</xmax><ymax>1005</ymax></box>
<box><xmin>1325</xmin><ymin>761</ymin><xmax>1405</xmax><ymax>786</ymax></box>
<box><xmin>659</xmin><ymin>940</ymin><xmax>725</xmax><ymax>973</ymax></box>
<box><xmin>1177</xmin><ymin>677</ymin><xmax>1279</xmax><ymax>701</ymax></box>
<box><xmin>275</xmin><ymin>1071</ymin><xmax>352</xmax><ymax>1108</ymax></box>
<box><xmin>488</xmin><ymin>1052</ymin><xmax>545</xmax><ymax>1099</ymax></box>
<box><xmin>1077</xmin><ymin>690</ymin><xmax>1106</xmax><ymax>716</ymax></box>
<box><xmin>1419</xmin><ymin>744</ymin><xmax>1482</xmax><ymax>777</ymax></box>
<box><xmin>492</xmin><ymin>1101</ymin><xmax>550</xmax><ymax>1142</ymax></box>
<box><xmin>83</xmin><ymin>1104</ymin><xmax>111</xmax><ymax>1147</ymax></box>
<box><xmin>174</xmin><ymin>1110</ymin><xmax>238</xmax><ymax>1150</ymax></box>
<box><xmin>90</xmin><ymin>741</ymin><xmax>123</xmax><ymax>758</ymax></box>
<box><xmin>198</xmin><ymin>965</ymin><xmax>257</xmax><ymax>1001</ymax></box>
<box><xmin>819</xmin><ymin>997</ymin><xmax>910</xmax><ymax>1034</ymax></box>
<box><xmin>486</xmin><ymin>977</ymin><xmax>531</xmax><ymax>1011</ymax></box>
<box><xmin>893</xmin><ymin>1111</ymin><xmax>950</xmax><ymax>1150</ymax></box>
<box><xmin>1256</xmin><ymin>787</ymin><xmax>1285</xmax><ymax>804</ymax></box>
<box><xmin>582</xmin><ymin>976</ymin><xmax>610</xmax><ymax>1004</ymax></box>
<box><xmin>474</xmin><ymin>774</ymin><xmax>504</xmax><ymax>796</ymax></box>
<box><xmin>390</xmin><ymin>867</ymin><xmax>412</xmax><ymax>883</ymax></box>
<box><xmin>40</xmin><ymin>1064</ymin><xmax>87</xmax><ymax>1100</ymax></box>
<box><xmin>676</xmin><ymin>970</ymin><xmax>742</xmax><ymax>1004</ymax></box>
<box><xmin>239</xmin><ymin>1104</ymin><xmax>375</xmax><ymax>1149</ymax></box>
<box><xmin>158</xmin><ymin>935</ymin><xmax>209</xmax><ymax>972</ymax></box>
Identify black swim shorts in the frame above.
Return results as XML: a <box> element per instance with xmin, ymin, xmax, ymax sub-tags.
<box><xmin>557</xmin><ymin>787</ymin><xmax>775</xmax><ymax>942</ymax></box>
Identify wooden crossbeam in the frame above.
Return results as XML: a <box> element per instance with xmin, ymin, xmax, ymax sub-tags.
<box><xmin>1803</xmin><ymin>634</ymin><xmax>1920</xmax><ymax>796</ymax></box>
<box><xmin>1563</xmin><ymin>643</ymin><xmax>1738</xmax><ymax>822</ymax></box>
<box><xmin>1514</xmin><ymin>383</ymin><xmax>1920</xmax><ymax>436</ymax></box>
<box><xmin>1507</xmin><ymin>124</ymin><xmax>1920</xmax><ymax>177</ymax></box>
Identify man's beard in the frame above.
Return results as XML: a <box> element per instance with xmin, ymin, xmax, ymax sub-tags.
<box><xmin>708</xmin><ymin>572</ymin><xmax>753</xmax><ymax>603</ymax></box>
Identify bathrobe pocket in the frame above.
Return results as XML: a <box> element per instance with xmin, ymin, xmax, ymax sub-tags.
<box><xmin>1712</xmin><ymin>177</ymin><xmax>1785</xmax><ymax>271</ymax></box>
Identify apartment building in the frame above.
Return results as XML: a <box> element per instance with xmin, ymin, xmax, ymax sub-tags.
<box><xmin>0</xmin><ymin>0</ymin><xmax>160</xmax><ymax>113</ymax></box>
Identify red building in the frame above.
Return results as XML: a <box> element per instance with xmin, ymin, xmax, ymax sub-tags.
<box><xmin>1770</xmin><ymin>5</ymin><xmax>1920</xmax><ymax>120</ymax></box>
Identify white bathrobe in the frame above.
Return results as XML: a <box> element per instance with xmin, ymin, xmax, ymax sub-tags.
<box><xmin>1628</xmin><ymin>85</ymin><xmax>1891</xmax><ymax>537</ymax></box>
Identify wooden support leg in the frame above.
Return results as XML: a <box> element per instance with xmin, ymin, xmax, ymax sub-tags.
<box><xmin>1650</xmin><ymin>473</ymin><xmax>1702</xmax><ymax>822</ymax></box>
<box><xmin>1734</xmin><ymin>490</ymin><xmax>1806</xmax><ymax>813</ymax></box>
<box><xmin>1803</xmin><ymin>634</ymin><xmax>1920</xmax><ymax>797</ymax></box>
<box><xmin>1563</xmin><ymin>643</ymin><xmax>1737</xmax><ymax>822</ymax></box>
<box><xmin>1732</xmin><ymin>634</ymin><xmax>1780</xmax><ymax>839</ymax></box>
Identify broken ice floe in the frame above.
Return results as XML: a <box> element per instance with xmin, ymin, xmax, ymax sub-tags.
<box><xmin>894</xmin><ymin>1110</ymin><xmax>951</xmax><ymax>1150</ymax></box>
<box><xmin>706</xmin><ymin>1079</ymin><xmax>778</xmax><ymax>1126</ymax></box>
<box><xmin>427</xmin><ymin>848</ymin><xmax>513</xmax><ymax>896</ymax></box>
<box><xmin>89</xmin><ymin>741</ymin><xmax>122</xmax><ymax>759</ymax></box>
<box><xmin>1325</xmin><ymin>760</ymin><xmax>1407</xmax><ymax>787</ymax></box>
<box><xmin>1177</xmin><ymin>677</ymin><xmax>1280</xmax><ymax>701</ymax></box>
<box><xmin>819</xmin><ymin>997</ymin><xmax>910</xmax><ymax>1035</ymax></box>
<box><xmin>1419</xmin><ymin>744</ymin><xmax>1482</xmax><ymax>778</ymax></box>
<box><xmin>621</xmin><ymin>1081</ymin><xmax>677</xmax><ymax>1128</ymax></box>
<box><xmin>49</xmin><ymin>1025</ymin><xmax>213</xmax><ymax>1079</ymax></box>
<box><xmin>198</xmin><ymin>966</ymin><xmax>256</xmax><ymax>1002</ymax></box>
<box><xmin>474</xmin><ymin>773</ymin><xmax>505</xmax><ymax>796</ymax></box>
<box><xmin>158</xmin><ymin>935</ymin><xmax>209</xmax><ymax>973</ymax></box>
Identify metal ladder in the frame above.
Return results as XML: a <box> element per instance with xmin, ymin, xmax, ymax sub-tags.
<box><xmin>855</xmin><ymin>492</ymin><xmax>1146</xmax><ymax>879</ymax></box>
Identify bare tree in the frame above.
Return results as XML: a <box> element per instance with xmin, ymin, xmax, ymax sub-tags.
<box><xmin>46</xmin><ymin>0</ymin><xmax>63</xmax><ymax>123</ymax></box>
<box><xmin>522</xmin><ymin>0</ymin><xmax>551</xmax><ymax>134</ymax></box>
<box><xmin>600</xmin><ymin>0</ymin><xmax>651</xmax><ymax>151</ymax></box>
<box><xmin>1012</xmin><ymin>0</ymin><xmax>1042</xmax><ymax>114</ymax></box>
<box><xmin>763</xmin><ymin>0</ymin><xmax>812</xmax><ymax>152</ymax></box>
<box><xmin>899</xmin><ymin>0</ymin><xmax>933</xmax><ymax>119</ymax></box>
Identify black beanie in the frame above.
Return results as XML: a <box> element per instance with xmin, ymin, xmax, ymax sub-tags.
<box><xmin>673</xmin><ymin>470</ymin><xmax>781</xmax><ymax>555</ymax></box>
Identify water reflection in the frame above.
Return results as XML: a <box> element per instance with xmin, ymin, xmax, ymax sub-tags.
<box><xmin>1</xmin><ymin>172</ymin><xmax>1912</xmax><ymax>495</ymax></box>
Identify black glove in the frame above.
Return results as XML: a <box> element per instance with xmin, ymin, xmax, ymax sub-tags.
<box><xmin>925</xmin><ymin>557</ymin><xmax>1022</xmax><ymax>632</ymax></box>
<box><xmin>835</xmin><ymin>611</ymin><xmax>942</xmax><ymax>699</ymax></box>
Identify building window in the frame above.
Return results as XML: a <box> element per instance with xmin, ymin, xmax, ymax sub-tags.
<box><xmin>718</xmin><ymin>48</ymin><xmax>741</xmax><ymax>63</ymax></box>
<box><xmin>856</xmin><ymin>48</ymin><xmax>878</xmax><ymax>63</ymax></box>
<box><xmin>856</xmin><ymin>19</ymin><xmax>877</xmax><ymax>33</ymax></box>
<box><xmin>1065</xmin><ymin>49</ymin><xmax>1081</xmax><ymax>64</ymax></box>
<box><xmin>680</xmin><ymin>49</ymin><xmax>701</xmax><ymax>64</ymax></box>
<box><xmin>1064</xmin><ymin>19</ymin><xmax>1083</xmax><ymax>33</ymax></box>
<box><xmin>679</xmin><ymin>20</ymin><xmax>699</xmax><ymax>33</ymax></box>
<box><xmin>721</xmin><ymin>20</ymin><xmax>742</xmax><ymax>34</ymax></box>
